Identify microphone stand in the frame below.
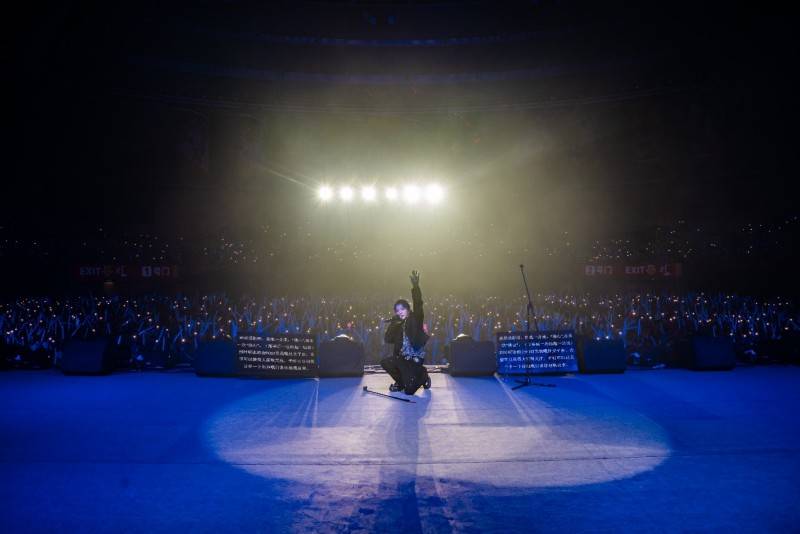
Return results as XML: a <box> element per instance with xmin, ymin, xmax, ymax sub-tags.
<box><xmin>512</xmin><ymin>264</ymin><xmax>555</xmax><ymax>390</ymax></box>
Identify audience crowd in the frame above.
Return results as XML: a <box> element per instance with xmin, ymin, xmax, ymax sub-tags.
<box><xmin>2</xmin><ymin>292</ymin><xmax>797</xmax><ymax>370</ymax></box>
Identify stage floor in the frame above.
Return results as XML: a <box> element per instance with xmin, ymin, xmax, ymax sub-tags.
<box><xmin>1</xmin><ymin>367</ymin><xmax>799</xmax><ymax>533</ymax></box>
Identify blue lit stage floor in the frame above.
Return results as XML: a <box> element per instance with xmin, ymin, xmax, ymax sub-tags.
<box><xmin>2</xmin><ymin>367</ymin><xmax>799</xmax><ymax>533</ymax></box>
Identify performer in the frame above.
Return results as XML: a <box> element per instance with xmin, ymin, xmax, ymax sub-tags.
<box><xmin>381</xmin><ymin>270</ymin><xmax>432</xmax><ymax>395</ymax></box>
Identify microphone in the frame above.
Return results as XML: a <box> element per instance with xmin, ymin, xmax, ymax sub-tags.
<box><xmin>383</xmin><ymin>316</ymin><xmax>402</xmax><ymax>323</ymax></box>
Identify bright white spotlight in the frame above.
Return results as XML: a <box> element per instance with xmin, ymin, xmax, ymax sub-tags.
<box><xmin>318</xmin><ymin>185</ymin><xmax>334</xmax><ymax>202</ymax></box>
<box><xmin>361</xmin><ymin>186</ymin><xmax>377</xmax><ymax>202</ymax></box>
<box><xmin>339</xmin><ymin>186</ymin><xmax>354</xmax><ymax>202</ymax></box>
<box><xmin>425</xmin><ymin>183</ymin><xmax>444</xmax><ymax>204</ymax></box>
<box><xmin>402</xmin><ymin>184</ymin><xmax>421</xmax><ymax>204</ymax></box>
<box><xmin>385</xmin><ymin>187</ymin><xmax>399</xmax><ymax>201</ymax></box>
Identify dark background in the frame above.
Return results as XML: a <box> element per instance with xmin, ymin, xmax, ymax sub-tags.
<box><xmin>5</xmin><ymin>1</ymin><xmax>796</xmax><ymax>296</ymax></box>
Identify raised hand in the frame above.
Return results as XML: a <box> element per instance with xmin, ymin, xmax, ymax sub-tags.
<box><xmin>409</xmin><ymin>270</ymin><xmax>420</xmax><ymax>287</ymax></box>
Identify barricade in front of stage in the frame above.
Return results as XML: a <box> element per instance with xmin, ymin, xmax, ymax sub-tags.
<box><xmin>577</xmin><ymin>338</ymin><xmax>627</xmax><ymax>374</ymax></box>
<box><xmin>668</xmin><ymin>336</ymin><xmax>736</xmax><ymax>370</ymax></box>
<box><xmin>57</xmin><ymin>333</ymin><xmax>751</xmax><ymax>378</ymax></box>
<box><xmin>578</xmin><ymin>335</ymin><xmax>738</xmax><ymax>372</ymax></box>
<box><xmin>756</xmin><ymin>333</ymin><xmax>800</xmax><ymax>364</ymax></box>
<box><xmin>690</xmin><ymin>336</ymin><xmax>737</xmax><ymax>370</ymax></box>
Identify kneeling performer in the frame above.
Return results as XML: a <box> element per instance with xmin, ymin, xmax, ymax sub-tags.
<box><xmin>381</xmin><ymin>270</ymin><xmax>432</xmax><ymax>395</ymax></box>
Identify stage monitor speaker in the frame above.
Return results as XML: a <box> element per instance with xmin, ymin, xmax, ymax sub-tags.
<box><xmin>194</xmin><ymin>340</ymin><xmax>237</xmax><ymax>376</ymax></box>
<box><xmin>60</xmin><ymin>338</ymin><xmax>115</xmax><ymax>375</ymax></box>
<box><xmin>449</xmin><ymin>338</ymin><xmax>496</xmax><ymax>376</ymax></box>
<box><xmin>580</xmin><ymin>339</ymin><xmax>627</xmax><ymax>374</ymax></box>
<box><xmin>691</xmin><ymin>336</ymin><xmax>736</xmax><ymax>370</ymax></box>
<box><xmin>318</xmin><ymin>336</ymin><xmax>365</xmax><ymax>377</ymax></box>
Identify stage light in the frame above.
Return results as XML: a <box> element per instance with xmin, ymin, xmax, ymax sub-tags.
<box><xmin>361</xmin><ymin>186</ymin><xmax>377</xmax><ymax>202</ymax></box>
<box><xmin>339</xmin><ymin>186</ymin><xmax>354</xmax><ymax>202</ymax></box>
<box><xmin>318</xmin><ymin>185</ymin><xmax>333</xmax><ymax>202</ymax></box>
<box><xmin>402</xmin><ymin>184</ymin><xmax>421</xmax><ymax>204</ymax></box>
<box><xmin>385</xmin><ymin>187</ymin><xmax>399</xmax><ymax>201</ymax></box>
<box><xmin>425</xmin><ymin>183</ymin><xmax>444</xmax><ymax>204</ymax></box>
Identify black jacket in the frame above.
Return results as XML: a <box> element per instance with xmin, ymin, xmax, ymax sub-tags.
<box><xmin>384</xmin><ymin>284</ymin><xmax>429</xmax><ymax>355</ymax></box>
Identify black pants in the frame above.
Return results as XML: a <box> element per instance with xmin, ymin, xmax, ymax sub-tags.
<box><xmin>380</xmin><ymin>355</ymin><xmax>428</xmax><ymax>395</ymax></box>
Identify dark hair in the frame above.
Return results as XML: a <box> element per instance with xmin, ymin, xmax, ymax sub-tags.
<box><xmin>394</xmin><ymin>299</ymin><xmax>410</xmax><ymax>311</ymax></box>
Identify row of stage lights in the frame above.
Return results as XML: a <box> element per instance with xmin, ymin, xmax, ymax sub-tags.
<box><xmin>317</xmin><ymin>183</ymin><xmax>446</xmax><ymax>205</ymax></box>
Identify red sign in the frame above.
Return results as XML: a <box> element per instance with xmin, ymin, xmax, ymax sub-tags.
<box><xmin>76</xmin><ymin>265</ymin><xmax>179</xmax><ymax>280</ymax></box>
<box><xmin>584</xmin><ymin>263</ymin><xmax>682</xmax><ymax>278</ymax></box>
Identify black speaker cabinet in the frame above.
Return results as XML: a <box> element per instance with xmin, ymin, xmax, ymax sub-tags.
<box><xmin>579</xmin><ymin>339</ymin><xmax>627</xmax><ymax>374</ymax></box>
<box><xmin>449</xmin><ymin>338</ymin><xmax>496</xmax><ymax>376</ymax></box>
<box><xmin>194</xmin><ymin>339</ymin><xmax>238</xmax><ymax>376</ymax></box>
<box><xmin>691</xmin><ymin>336</ymin><xmax>736</xmax><ymax>370</ymax></box>
<box><xmin>318</xmin><ymin>337</ymin><xmax>365</xmax><ymax>377</ymax></box>
<box><xmin>60</xmin><ymin>338</ymin><xmax>115</xmax><ymax>375</ymax></box>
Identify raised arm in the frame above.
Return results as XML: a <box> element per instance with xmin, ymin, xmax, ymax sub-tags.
<box><xmin>410</xmin><ymin>270</ymin><xmax>424</xmax><ymax>322</ymax></box>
